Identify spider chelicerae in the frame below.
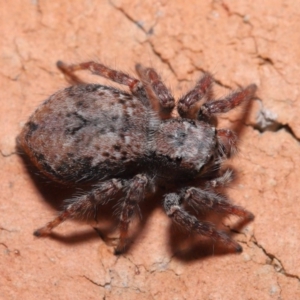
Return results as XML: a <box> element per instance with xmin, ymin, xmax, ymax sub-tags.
<box><xmin>18</xmin><ymin>60</ymin><xmax>256</xmax><ymax>254</ymax></box>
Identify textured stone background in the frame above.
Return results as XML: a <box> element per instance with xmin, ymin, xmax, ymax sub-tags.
<box><xmin>1</xmin><ymin>1</ymin><xmax>299</xmax><ymax>299</ymax></box>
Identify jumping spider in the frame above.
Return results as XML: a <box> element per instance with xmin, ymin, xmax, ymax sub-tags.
<box><xmin>18</xmin><ymin>60</ymin><xmax>257</xmax><ymax>254</ymax></box>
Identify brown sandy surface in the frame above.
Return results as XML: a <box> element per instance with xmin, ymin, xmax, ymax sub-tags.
<box><xmin>1</xmin><ymin>1</ymin><xmax>300</xmax><ymax>299</ymax></box>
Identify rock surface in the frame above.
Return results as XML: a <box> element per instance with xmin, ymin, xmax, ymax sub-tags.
<box><xmin>1</xmin><ymin>1</ymin><xmax>299</xmax><ymax>299</ymax></box>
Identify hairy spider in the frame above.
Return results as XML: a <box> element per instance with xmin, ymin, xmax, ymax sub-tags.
<box><xmin>18</xmin><ymin>60</ymin><xmax>257</xmax><ymax>254</ymax></box>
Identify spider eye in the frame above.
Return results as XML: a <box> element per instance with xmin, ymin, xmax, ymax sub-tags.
<box><xmin>175</xmin><ymin>156</ymin><xmax>182</xmax><ymax>163</ymax></box>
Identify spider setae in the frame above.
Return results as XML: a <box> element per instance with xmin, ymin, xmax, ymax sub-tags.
<box><xmin>18</xmin><ymin>60</ymin><xmax>256</xmax><ymax>254</ymax></box>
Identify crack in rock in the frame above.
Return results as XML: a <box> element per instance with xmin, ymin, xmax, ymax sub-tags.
<box><xmin>249</xmin><ymin>100</ymin><xmax>300</xmax><ymax>141</ymax></box>
<box><xmin>254</xmin><ymin>100</ymin><xmax>281</xmax><ymax>132</ymax></box>
<box><xmin>108</xmin><ymin>0</ymin><xmax>176</xmax><ymax>77</ymax></box>
<box><xmin>109</xmin><ymin>0</ymin><xmax>152</xmax><ymax>34</ymax></box>
<box><xmin>0</xmin><ymin>150</ymin><xmax>17</xmax><ymax>158</ymax></box>
<box><xmin>82</xmin><ymin>274</ymin><xmax>111</xmax><ymax>289</ymax></box>
<box><xmin>251</xmin><ymin>236</ymin><xmax>300</xmax><ymax>282</ymax></box>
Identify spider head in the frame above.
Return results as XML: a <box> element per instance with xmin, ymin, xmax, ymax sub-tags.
<box><xmin>152</xmin><ymin>119</ymin><xmax>217</xmax><ymax>173</ymax></box>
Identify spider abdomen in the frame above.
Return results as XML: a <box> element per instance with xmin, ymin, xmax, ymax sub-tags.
<box><xmin>18</xmin><ymin>84</ymin><xmax>156</xmax><ymax>183</ymax></box>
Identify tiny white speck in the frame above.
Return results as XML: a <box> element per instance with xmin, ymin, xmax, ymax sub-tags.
<box><xmin>125</xmin><ymin>136</ymin><xmax>131</xmax><ymax>144</ymax></box>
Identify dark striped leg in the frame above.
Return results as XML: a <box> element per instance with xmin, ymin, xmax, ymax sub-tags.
<box><xmin>181</xmin><ymin>186</ymin><xmax>254</xmax><ymax>232</ymax></box>
<box><xmin>57</xmin><ymin>60</ymin><xmax>149</xmax><ymax>105</ymax></box>
<box><xmin>33</xmin><ymin>179</ymin><xmax>124</xmax><ymax>237</ymax></box>
<box><xmin>135</xmin><ymin>64</ymin><xmax>175</xmax><ymax>119</ymax></box>
<box><xmin>181</xmin><ymin>187</ymin><xmax>254</xmax><ymax>222</ymax></box>
<box><xmin>198</xmin><ymin>84</ymin><xmax>257</xmax><ymax>121</ymax></box>
<box><xmin>177</xmin><ymin>73</ymin><xmax>214</xmax><ymax>119</ymax></box>
<box><xmin>164</xmin><ymin>192</ymin><xmax>254</xmax><ymax>253</ymax></box>
<box><xmin>115</xmin><ymin>174</ymin><xmax>149</xmax><ymax>255</ymax></box>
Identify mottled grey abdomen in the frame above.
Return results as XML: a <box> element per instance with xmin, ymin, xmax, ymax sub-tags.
<box><xmin>19</xmin><ymin>84</ymin><xmax>154</xmax><ymax>183</ymax></box>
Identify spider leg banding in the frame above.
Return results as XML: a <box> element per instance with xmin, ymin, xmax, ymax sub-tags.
<box><xmin>135</xmin><ymin>64</ymin><xmax>175</xmax><ymax>119</ymax></box>
<box><xmin>33</xmin><ymin>178</ymin><xmax>125</xmax><ymax>237</ymax></box>
<box><xmin>163</xmin><ymin>193</ymin><xmax>243</xmax><ymax>253</ymax></box>
<box><xmin>178</xmin><ymin>72</ymin><xmax>214</xmax><ymax>119</ymax></box>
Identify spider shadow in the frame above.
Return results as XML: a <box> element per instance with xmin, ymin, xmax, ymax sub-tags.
<box><xmin>18</xmin><ymin>150</ymin><xmax>248</xmax><ymax>259</ymax></box>
<box><xmin>16</xmin><ymin>67</ymin><xmax>257</xmax><ymax>256</ymax></box>
<box><xmin>20</xmin><ymin>155</ymin><xmax>249</xmax><ymax>263</ymax></box>
<box><xmin>230</xmin><ymin>88</ymin><xmax>256</xmax><ymax>138</ymax></box>
<box><xmin>167</xmin><ymin>213</ymin><xmax>245</xmax><ymax>262</ymax></box>
<box><xmin>17</xmin><ymin>149</ymin><xmax>76</xmax><ymax>210</ymax></box>
<box><xmin>18</xmin><ymin>148</ymin><xmax>120</xmax><ymax>243</ymax></box>
<box><xmin>164</xmin><ymin>86</ymin><xmax>259</xmax><ymax>261</ymax></box>
<box><xmin>18</xmin><ymin>147</ymin><xmax>160</xmax><ymax>247</ymax></box>
<box><xmin>162</xmin><ymin>81</ymin><xmax>257</xmax><ymax>262</ymax></box>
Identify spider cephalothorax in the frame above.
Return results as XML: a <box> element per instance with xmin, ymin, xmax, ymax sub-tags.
<box><xmin>18</xmin><ymin>61</ymin><xmax>257</xmax><ymax>254</ymax></box>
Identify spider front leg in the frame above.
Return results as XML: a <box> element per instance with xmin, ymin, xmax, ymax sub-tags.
<box><xmin>135</xmin><ymin>64</ymin><xmax>175</xmax><ymax>119</ymax></box>
<box><xmin>163</xmin><ymin>191</ymin><xmax>253</xmax><ymax>253</ymax></box>
<box><xmin>57</xmin><ymin>60</ymin><xmax>149</xmax><ymax>106</ymax></box>
<box><xmin>33</xmin><ymin>178</ymin><xmax>125</xmax><ymax>237</ymax></box>
<box><xmin>115</xmin><ymin>174</ymin><xmax>150</xmax><ymax>254</ymax></box>
<box><xmin>177</xmin><ymin>73</ymin><xmax>214</xmax><ymax>119</ymax></box>
<box><xmin>198</xmin><ymin>84</ymin><xmax>257</xmax><ymax>121</ymax></box>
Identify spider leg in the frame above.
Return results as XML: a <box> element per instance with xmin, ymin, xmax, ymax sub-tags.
<box><xmin>177</xmin><ymin>73</ymin><xmax>214</xmax><ymax>119</ymax></box>
<box><xmin>115</xmin><ymin>174</ymin><xmax>149</xmax><ymax>255</ymax></box>
<box><xmin>33</xmin><ymin>179</ymin><xmax>125</xmax><ymax>237</ymax></box>
<box><xmin>217</xmin><ymin>128</ymin><xmax>238</xmax><ymax>159</ymax></box>
<box><xmin>135</xmin><ymin>64</ymin><xmax>175</xmax><ymax>119</ymax></box>
<box><xmin>182</xmin><ymin>187</ymin><xmax>254</xmax><ymax>233</ymax></box>
<box><xmin>180</xmin><ymin>187</ymin><xmax>254</xmax><ymax>223</ymax></box>
<box><xmin>57</xmin><ymin>60</ymin><xmax>149</xmax><ymax>106</ymax></box>
<box><xmin>205</xmin><ymin>168</ymin><xmax>235</xmax><ymax>188</ymax></box>
<box><xmin>56</xmin><ymin>61</ymin><xmax>86</xmax><ymax>85</ymax></box>
<box><xmin>198</xmin><ymin>84</ymin><xmax>257</xmax><ymax>121</ymax></box>
<box><xmin>163</xmin><ymin>193</ymin><xmax>243</xmax><ymax>253</ymax></box>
